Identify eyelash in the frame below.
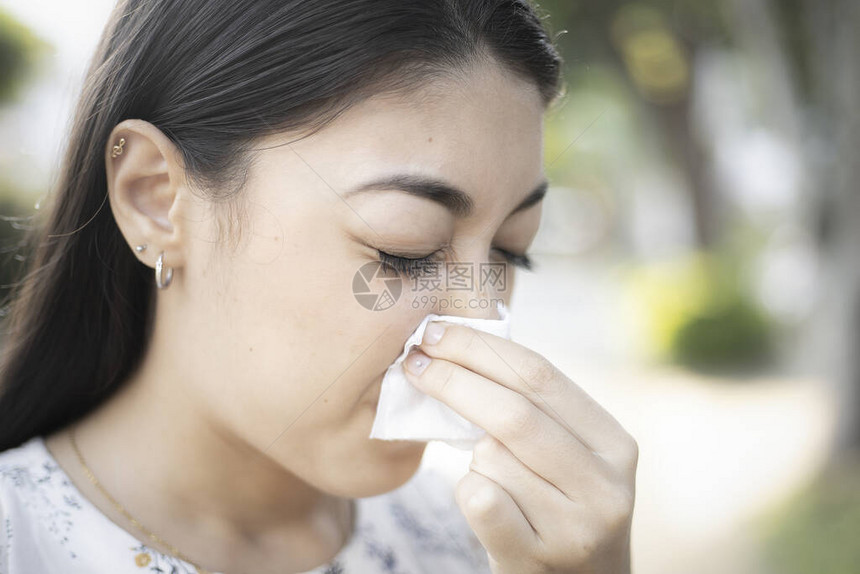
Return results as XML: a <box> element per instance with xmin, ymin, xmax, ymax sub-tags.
<box><xmin>377</xmin><ymin>245</ymin><xmax>534</xmax><ymax>278</ymax></box>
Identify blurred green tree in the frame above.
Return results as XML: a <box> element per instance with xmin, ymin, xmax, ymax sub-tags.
<box><xmin>538</xmin><ymin>0</ymin><xmax>860</xmax><ymax>450</ymax></box>
<box><xmin>537</xmin><ymin>0</ymin><xmax>731</xmax><ymax>249</ymax></box>
<box><xmin>0</xmin><ymin>9</ymin><xmax>48</xmax><ymax>317</ymax></box>
<box><xmin>0</xmin><ymin>9</ymin><xmax>48</xmax><ymax>104</ymax></box>
<box><xmin>761</xmin><ymin>0</ymin><xmax>860</xmax><ymax>452</ymax></box>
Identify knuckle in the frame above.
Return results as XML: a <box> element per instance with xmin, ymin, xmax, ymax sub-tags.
<box><xmin>471</xmin><ymin>434</ymin><xmax>499</xmax><ymax>463</ymax></box>
<box><xmin>604</xmin><ymin>429</ymin><xmax>639</xmax><ymax>471</ymax></box>
<box><xmin>521</xmin><ymin>355</ymin><xmax>559</xmax><ymax>395</ymax></box>
<box><xmin>626</xmin><ymin>436</ymin><xmax>640</xmax><ymax>466</ymax></box>
<box><xmin>614</xmin><ymin>432</ymin><xmax>639</xmax><ymax>470</ymax></box>
<box><xmin>604</xmin><ymin>488</ymin><xmax>635</xmax><ymax>529</ymax></box>
<box><xmin>500</xmin><ymin>398</ymin><xmax>541</xmax><ymax>441</ymax></box>
<box><xmin>456</xmin><ymin>471</ymin><xmax>498</xmax><ymax>517</ymax></box>
<box><xmin>586</xmin><ymin>473</ymin><xmax>635</xmax><ymax>531</ymax></box>
<box><xmin>468</xmin><ymin>486</ymin><xmax>500</xmax><ymax>517</ymax></box>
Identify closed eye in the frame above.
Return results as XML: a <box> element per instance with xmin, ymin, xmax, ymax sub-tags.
<box><xmin>492</xmin><ymin>247</ymin><xmax>534</xmax><ymax>271</ymax></box>
<box><xmin>376</xmin><ymin>247</ymin><xmax>448</xmax><ymax>278</ymax></box>
<box><xmin>376</xmin><ymin>246</ymin><xmax>534</xmax><ymax>278</ymax></box>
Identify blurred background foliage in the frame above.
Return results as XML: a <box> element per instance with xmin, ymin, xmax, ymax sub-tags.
<box><xmin>538</xmin><ymin>0</ymin><xmax>780</xmax><ymax>375</ymax></box>
<box><xmin>0</xmin><ymin>0</ymin><xmax>858</xmax><ymax>571</ymax></box>
<box><xmin>535</xmin><ymin>0</ymin><xmax>859</xmax><ymax>570</ymax></box>
<box><xmin>757</xmin><ymin>450</ymin><xmax>860</xmax><ymax>574</ymax></box>
<box><xmin>0</xmin><ymin>8</ymin><xmax>45</xmax><ymax>315</ymax></box>
<box><xmin>0</xmin><ymin>9</ymin><xmax>48</xmax><ymax>103</ymax></box>
<box><xmin>622</xmin><ymin>249</ymin><xmax>774</xmax><ymax>374</ymax></box>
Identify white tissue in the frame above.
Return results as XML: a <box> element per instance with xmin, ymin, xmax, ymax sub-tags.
<box><xmin>369</xmin><ymin>300</ymin><xmax>511</xmax><ymax>450</ymax></box>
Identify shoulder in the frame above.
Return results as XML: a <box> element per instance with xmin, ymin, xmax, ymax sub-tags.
<box><xmin>0</xmin><ymin>436</ymin><xmax>218</xmax><ymax>574</ymax></box>
<box><xmin>0</xmin><ymin>435</ymin><xmax>68</xmax><ymax>571</ymax></box>
<box><xmin>0</xmin><ymin>435</ymin><xmax>59</xmax><ymax>500</ymax></box>
<box><xmin>0</xmin><ymin>435</ymin><xmax>51</xmax><ymax>525</ymax></box>
<box><xmin>0</xmin><ymin>435</ymin><xmax>126</xmax><ymax>573</ymax></box>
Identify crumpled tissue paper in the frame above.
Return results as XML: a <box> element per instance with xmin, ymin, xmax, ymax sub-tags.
<box><xmin>369</xmin><ymin>300</ymin><xmax>511</xmax><ymax>450</ymax></box>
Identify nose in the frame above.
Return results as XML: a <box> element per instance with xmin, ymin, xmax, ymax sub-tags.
<box><xmin>436</xmin><ymin>255</ymin><xmax>509</xmax><ymax>320</ymax></box>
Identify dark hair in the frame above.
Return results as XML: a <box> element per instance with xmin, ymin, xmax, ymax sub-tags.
<box><xmin>0</xmin><ymin>0</ymin><xmax>564</xmax><ymax>451</ymax></box>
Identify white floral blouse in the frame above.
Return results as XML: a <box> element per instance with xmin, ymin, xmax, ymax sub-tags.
<box><xmin>0</xmin><ymin>436</ymin><xmax>490</xmax><ymax>573</ymax></box>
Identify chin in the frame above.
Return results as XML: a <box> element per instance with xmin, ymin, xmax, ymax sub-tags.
<box><xmin>335</xmin><ymin>438</ymin><xmax>427</xmax><ymax>498</ymax></box>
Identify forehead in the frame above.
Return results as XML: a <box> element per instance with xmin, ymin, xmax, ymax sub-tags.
<box><xmin>264</xmin><ymin>60</ymin><xmax>546</xmax><ymax>211</ymax></box>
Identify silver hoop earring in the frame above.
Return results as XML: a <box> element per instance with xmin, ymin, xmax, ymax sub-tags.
<box><xmin>156</xmin><ymin>251</ymin><xmax>173</xmax><ymax>289</ymax></box>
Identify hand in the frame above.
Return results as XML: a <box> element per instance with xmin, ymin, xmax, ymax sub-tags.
<box><xmin>403</xmin><ymin>321</ymin><xmax>637</xmax><ymax>574</ymax></box>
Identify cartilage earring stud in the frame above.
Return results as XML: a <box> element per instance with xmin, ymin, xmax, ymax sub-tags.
<box><xmin>135</xmin><ymin>244</ymin><xmax>147</xmax><ymax>253</ymax></box>
<box><xmin>111</xmin><ymin>137</ymin><xmax>126</xmax><ymax>158</ymax></box>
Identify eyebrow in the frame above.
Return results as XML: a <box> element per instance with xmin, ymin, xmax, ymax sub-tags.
<box><xmin>343</xmin><ymin>174</ymin><xmax>549</xmax><ymax>219</ymax></box>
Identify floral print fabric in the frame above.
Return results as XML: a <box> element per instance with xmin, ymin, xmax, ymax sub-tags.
<box><xmin>0</xmin><ymin>436</ymin><xmax>490</xmax><ymax>574</ymax></box>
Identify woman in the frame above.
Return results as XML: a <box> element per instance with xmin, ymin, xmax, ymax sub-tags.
<box><xmin>0</xmin><ymin>0</ymin><xmax>638</xmax><ymax>573</ymax></box>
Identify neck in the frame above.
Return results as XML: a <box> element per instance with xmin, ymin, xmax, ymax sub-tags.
<box><xmin>64</xmin><ymin>358</ymin><xmax>355</xmax><ymax>571</ymax></box>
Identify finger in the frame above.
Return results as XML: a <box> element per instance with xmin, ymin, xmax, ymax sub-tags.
<box><xmin>455</xmin><ymin>470</ymin><xmax>541</xmax><ymax>570</ymax></box>
<box><xmin>407</xmin><ymin>356</ymin><xmax>607</xmax><ymax>496</ymax></box>
<box><xmin>417</xmin><ymin>322</ymin><xmax>633</xmax><ymax>460</ymax></box>
<box><xmin>469</xmin><ymin>434</ymin><xmax>571</xmax><ymax>537</ymax></box>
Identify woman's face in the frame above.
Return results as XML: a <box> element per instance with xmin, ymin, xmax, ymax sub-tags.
<box><xmin>170</xmin><ymin>61</ymin><xmax>546</xmax><ymax>498</ymax></box>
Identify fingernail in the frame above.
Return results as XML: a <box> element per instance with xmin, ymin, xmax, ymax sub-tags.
<box><xmin>405</xmin><ymin>349</ymin><xmax>431</xmax><ymax>375</ymax></box>
<box><xmin>423</xmin><ymin>322</ymin><xmax>446</xmax><ymax>345</ymax></box>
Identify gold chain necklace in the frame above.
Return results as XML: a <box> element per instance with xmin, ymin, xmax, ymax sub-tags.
<box><xmin>68</xmin><ymin>427</ymin><xmax>212</xmax><ymax>574</ymax></box>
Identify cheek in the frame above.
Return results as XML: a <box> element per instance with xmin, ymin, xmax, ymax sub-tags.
<box><xmin>196</xmin><ymin>221</ymin><xmax>407</xmax><ymax>444</ymax></box>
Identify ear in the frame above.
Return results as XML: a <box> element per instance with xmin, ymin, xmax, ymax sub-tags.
<box><xmin>104</xmin><ymin>119</ymin><xmax>191</xmax><ymax>279</ymax></box>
